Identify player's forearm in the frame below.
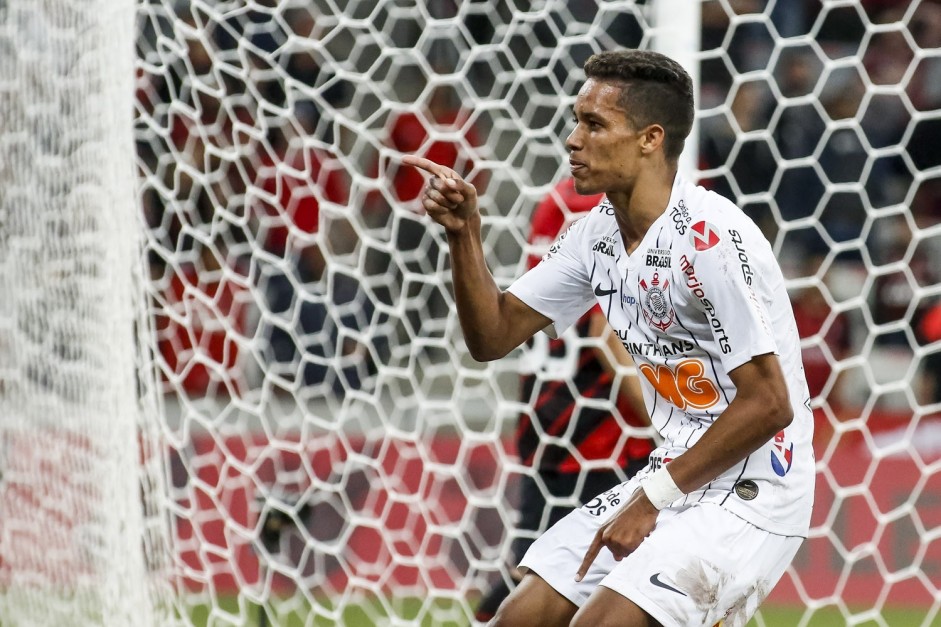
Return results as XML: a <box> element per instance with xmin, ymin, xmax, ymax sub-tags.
<box><xmin>445</xmin><ymin>217</ymin><xmax>515</xmax><ymax>361</ymax></box>
<box><xmin>660</xmin><ymin>354</ymin><xmax>793</xmax><ymax>495</ymax></box>
<box><xmin>665</xmin><ymin>391</ymin><xmax>792</xmax><ymax>494</ymax></box>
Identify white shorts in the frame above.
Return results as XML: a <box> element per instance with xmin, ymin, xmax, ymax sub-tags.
<box><xmin>518</xmin><ymin>478</ymin><xmax>803</xmax><ymax>627</ymax></box>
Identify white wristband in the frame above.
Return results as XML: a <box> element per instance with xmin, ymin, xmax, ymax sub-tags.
<box><xmin>642</xmin><ymin>467</ymin><xmax>684</xmax><ymax>510</ymax></box>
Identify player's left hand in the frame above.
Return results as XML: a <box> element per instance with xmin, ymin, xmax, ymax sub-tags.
<box><xmin>401</xmin><ymin>155</ymin><xmax>479</xmax><ymax>235</ymax></box>
<box><xmin>575</xmin><ymin>488</ymin><xmax>659</xmax><ymax>582</ymax></box>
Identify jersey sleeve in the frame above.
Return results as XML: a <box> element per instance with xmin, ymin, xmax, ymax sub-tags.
<box><xmin>681</xmin><ymin>217</ymin><xmax>778</xmax><ymax>373</ymax></box>
<box><xmin>508</xmin><ymin>215</ymin><xmax>595</xmax><ymax>338</ymax></box>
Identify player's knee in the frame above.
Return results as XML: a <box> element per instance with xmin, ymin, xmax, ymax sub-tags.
<box><xmin>487</xmin><ymin>590</ymin><xmax>538</xmax><ymax>627</ymax></box>
<box><xmin>488</xmin><ymin>572</ymin><xmax>576</xmax><ymax>627</ymax></box>
<box><xmin>488</xmin><ymin>598</ymin><xmax>536</xmax><ymax>627</ymax></box>
<box><xmin>570</xmin><ymin>589</ymin><xmax>661</xmax><ymax>627</ymax></box>
<box><xmin>571</xmin><ymin>611</ymin><xmax>660</xmax><ymax>627</ymax></box>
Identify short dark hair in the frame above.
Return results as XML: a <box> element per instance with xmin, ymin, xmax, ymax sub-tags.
<box><xmin>583</xmin><ymin>50</ymin><xmax>694</xmax><ymax>161</ymax></box>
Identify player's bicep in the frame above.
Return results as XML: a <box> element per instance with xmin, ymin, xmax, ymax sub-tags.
<box><xmin>728</xmin><ymin>352</ymin><xmax>792</xmax><ymax>426</ymax></box>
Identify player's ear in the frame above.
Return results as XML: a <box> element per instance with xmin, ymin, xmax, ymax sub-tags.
<box><xmin>638</xmin><ymin>124</ymin><xmax>665</xmax><ymax>155</ymax></box>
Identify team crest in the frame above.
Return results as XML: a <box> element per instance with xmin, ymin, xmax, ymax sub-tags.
<box><xmin>690</xmin><ymin>221</ymin><xmax>721</xmax><ymax>251</ymax></box>
<box><xmin>638</xmin><ymin>272</ymin><xmax>676</xmax><ymax>332</ymax></box>
<box><xmin>770</xmin><ymin>430</ymin><xmax>794</xmax><ymax>477</ymax></box>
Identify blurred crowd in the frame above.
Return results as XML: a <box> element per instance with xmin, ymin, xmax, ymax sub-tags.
<box><xmin>135</xmin><ymin>0</ymin><xmax>941</xmax><ymax>416</ymax></box>
<box><xmin>697</xmin><ymin>0</ymin><xmax>941</xmax><ymax>411</ymax></box>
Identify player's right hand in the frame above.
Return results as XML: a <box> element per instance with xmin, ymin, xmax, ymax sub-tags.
<box><xmin>401</xmin><ymin>155</ymin><xmax>479</xmax><ymax>234</ymax></box>
<box><xmin>575</xmin><ymin>487</ymin><xmax>659</xmax><ymax>582</ymax></box>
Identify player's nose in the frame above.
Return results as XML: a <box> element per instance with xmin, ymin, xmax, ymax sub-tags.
<box><xmin>565</xmin><ymin>126</ymin><xmax>582</xmax><ymax>153</ymax></box>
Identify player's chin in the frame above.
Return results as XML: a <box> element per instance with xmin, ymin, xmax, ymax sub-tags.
<box><xmin>571</xmin><ymin>176</ymin><xmax>601</xmax><ymax>196</ymax></box>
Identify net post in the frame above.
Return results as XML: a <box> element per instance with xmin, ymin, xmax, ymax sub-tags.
<box><xmin>651</xmin><ymin>0</ymin><xmax>702</xmax><ymax>179</ymax></box>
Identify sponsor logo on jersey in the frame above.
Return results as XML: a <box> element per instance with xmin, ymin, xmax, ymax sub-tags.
<box><xmin>592</xmin><ymin>235</ymin><xmax>617</xmax><ymax>257</ymax></box>
<box><xmin>594</xmin><ymin>284</ymin><xmax>617</xmax><ymax>297</ymax></box>
<box><xmin>649</xmin><ymin>454</ymin><xmax>674</xmax><ymax>472</ymax></box>
<box><xmin>690</xmin><ymin>220</ymin><xmax>721</xmax><ymax>251</ymax></box>
<box><xmin>638</xmin><ymin>358</ymin><xmax>720</xmax><ymax>411</ymax></box>
<box><xmin>771</xmin><ymin>430</ymin><xmax>794</xmax><ymax>477</ymax></box>
<box><xmin>670</xmin><ymin>200</ymin><xmax>691</xmax><ymax>235</ymax></box>
<box><xmin>728</xmin><ymin>229</ymin><xmax>755</xmax><ymax>286</ymax></box>
<box><xmin>545</xmin><ymin>223</ymin><xmax>575</xmax><ymax>258</ymax></box>
<box><xmin>645</xmin><ymin>247</ymin><xmax>671</xmax><ymax>268</ymax></box>
<box><xmin>582</xmin><ymin>484</ymin><xmax>624</xmax><ymax>517</ymax></box>
<box><xmin>679</xmin><ymin>255</ymin><xmax>732</xmax><ymax>355</ymax></box>
<box><xmin>618</xmin><ymin>337</ymin><xmax>695</xmax><ymax>358</ymax></box>
<box><xmin>729</xmin><ymin>229</ymin><xmax>773</xmax><ymax>335</ymax></box>
<box><xmin>622</xmin><ymin>293</ymin><xmax>637</xmax><ymax>305</ymax></box>
<box><xmin>639</xmin><ymin>272</ymin><xmax>676</xmax><ymax>332</ymax></box>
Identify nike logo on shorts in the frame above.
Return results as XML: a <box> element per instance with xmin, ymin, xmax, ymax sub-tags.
<box><xmin>649</xmin><ymin>573</ymin><xmax>687</xmax><ymax>596</ymax></box>
<box><xmin>594</xmin><ymin>285</ymin><xmax>617</xmax><ymax>297</ymax></box>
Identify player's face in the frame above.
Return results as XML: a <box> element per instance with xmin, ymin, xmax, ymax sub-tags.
<box><xmin>566</xmin><ymin>78</ymin><xmax>642</xmax><ymax>195</ymax></box>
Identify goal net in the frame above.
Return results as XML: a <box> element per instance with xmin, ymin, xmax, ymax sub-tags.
<box><xmin>5</xmin><ymin>0</ymin><xmax>941</xmax><ymax>625</ymax></box>
<box><xmin>0</xmin><ymin>1</ymin><xmax>173</xmax><ymax>626</ymax></box>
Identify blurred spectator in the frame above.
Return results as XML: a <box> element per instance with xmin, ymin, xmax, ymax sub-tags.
<box><xmin>155</xmin><ymin>236</ymin><xmax>250</xmax><ymax>397</ymax></box>
<box><xmin>699</xmin><ymin>81</ymin><xmax>777</xmax><ymax>238</ymax></box>
<box><xmin>251</xmin><ymin>111</ymin><xmax>372</xmax><ymax>391</ymax></box>
<box><xmin>870</xmin><ymin>243</ymin><xmax>937</xmax><ymax>348</ymax></box>
<box><xmin>474</xmin><ymin>179</ymin><xmax>653</xmax><ymax>621</ymax></box>
<box><xmin>383</xmin><ymin>85</ymin><xmax>481</xmax><ymax>207</ymax></box>
<box><xmin>917</xmin><ymin>301</ymin><xmax>941</xmax><ymax>405</ymax></box>
<box><xmin>790</xmin><ymin>277</ymin><xmax>852</xmax><ymax>405</ymax></box>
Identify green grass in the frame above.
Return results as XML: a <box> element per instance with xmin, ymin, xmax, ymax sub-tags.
<box><xmin>748</xmin><ymin>605</ymin><xmax>938</xmax><ymax>627</ymax></box>
<box><xmin>187</xmin><ymin>598</ymin><xmax>939</xmax><ymax>626</ymax></box>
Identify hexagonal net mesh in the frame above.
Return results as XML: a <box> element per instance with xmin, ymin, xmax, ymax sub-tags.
<box><xmin>6</xmin><ymin>0</ymin><xmax>941</xmax><ymax>625</ymax></box>
<box><xmin>135</xmin><ymin>0</ymin><xmax>941</xmax><ymax>624</ymax></box>
<box><xmin>0</xmin><ymin>1</ymin><xmax>174</xmax><ymax>626</ymax></box>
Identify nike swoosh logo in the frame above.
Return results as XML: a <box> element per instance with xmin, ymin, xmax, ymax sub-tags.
<box><xmin>594</xmin><ymin>285</ymin><xmax>617</xmax><ymax>297</ymax></box>
<box><xmin>650</xmin><ymin>573</ymin><xmax>687</xmax><ymax>596</ymax></box>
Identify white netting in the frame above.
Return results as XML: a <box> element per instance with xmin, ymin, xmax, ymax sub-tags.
<box><xmin>132</xmin><ymin>0</ymin><xmax>941</xmax><ymax>624</ymax></box>
<box><xmin>4</xmin><ymin>0</ymin><xmax>941</xmax><ymax>625</ymax></box>
<box><xmin>0</xmin><ymin>1</ymin><xmax>171</xmax><ymax>626</ymax></box>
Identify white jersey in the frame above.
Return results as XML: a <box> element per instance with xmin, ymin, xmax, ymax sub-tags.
<box><xmin>508</xmin><ymin>174</ymin><xmax>814</xmax><ymax>537</ymax></box>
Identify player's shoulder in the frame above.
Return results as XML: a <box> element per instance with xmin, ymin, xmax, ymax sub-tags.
<box><xmin>673</xmin><ymin>179</ymin><xmax>768</xmax><ymax>254</ymax></box>
<box><xmin>541</xmin><ymin>197</ymin><xmax>615</xmax><ymax>258</ymax></box>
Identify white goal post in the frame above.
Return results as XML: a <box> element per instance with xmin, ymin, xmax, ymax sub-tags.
<box><xmin>3</xmin><ymin>0</ymin><xmax>941</xmax><ymax>626</ymax></box>
<box><xmin>0</xmin><ymin>1</ymin><xmax>170</xmax><ymax>626</ymax></box>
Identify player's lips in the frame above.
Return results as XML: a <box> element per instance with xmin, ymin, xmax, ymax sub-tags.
<box><xmin>569</xmin><ymin>159</ymin><xmax>587</xmax><ymax>174</ymax></box>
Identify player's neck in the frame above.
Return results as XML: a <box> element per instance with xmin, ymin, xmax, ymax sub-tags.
<box><xmin>610</xmin><ymin>167</ymin><xmax>677</xmax><ymax>255</ymax></box>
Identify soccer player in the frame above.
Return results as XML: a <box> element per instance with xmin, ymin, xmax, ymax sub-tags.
<box><xmin>474</xmin><ymin>178</ymin><xmax>654</xmax><ymax>622</ymax></box>
<box><xmin>403</xmin><ymin>48</ymin><xmax>814</xmax><ymax>626</ymax></box>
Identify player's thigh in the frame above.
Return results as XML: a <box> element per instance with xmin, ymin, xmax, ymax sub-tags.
<box><xmin>571</xmin><ymin>586</ymin><xmax>661</xmax><ymax>627</ymax></box>
<box><xmin>489</xmin><ymin>571</ymin><xmax>578</xmax><ymax>627</ymax></box>
<box><xmin>600</xmin><ymin>503</ymin><xmax>801</xmax><ymax>626</ymax></box>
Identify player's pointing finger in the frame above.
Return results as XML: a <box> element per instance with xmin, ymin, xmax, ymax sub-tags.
<box><xmin>575</xmin><ymin>529</ymin><xmax>604</xmax><ymax>582</ymax></box>
<box><xmin>401</xmin><ymin>155</ymin><xmax>459</xmax><ymax>180</ymax></box>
